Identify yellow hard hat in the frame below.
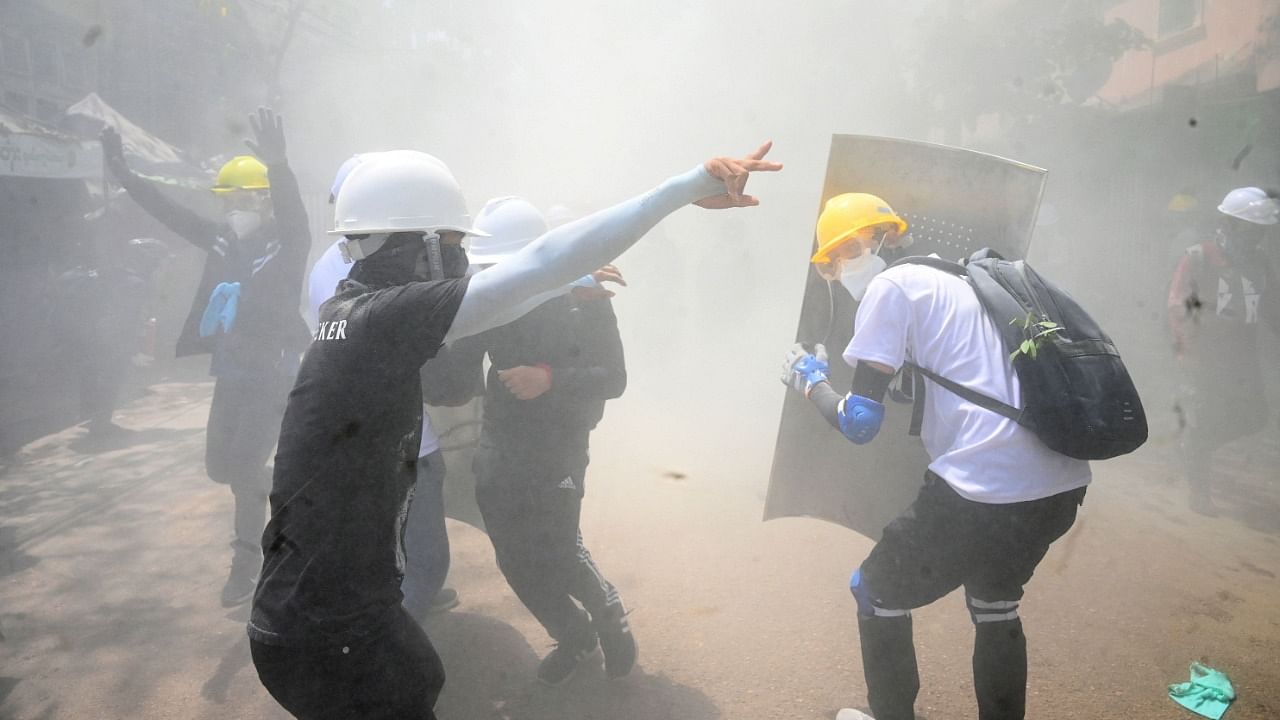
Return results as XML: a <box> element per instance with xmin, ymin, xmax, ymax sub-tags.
<box><xmin>212</xmin><ymin>155</ymin><xmax>270</xmax><ymax>194</ymax></box>
<box><xmin>811</xmin><ymin>192</ymin><xmax>908</xmax><ymax>264</ymax></box>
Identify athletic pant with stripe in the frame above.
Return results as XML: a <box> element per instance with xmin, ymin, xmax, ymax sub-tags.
<box><xmin>856</xmin><ymin>472</ymin><xmax>1085</xmax><ymax>720</ymax></box>
<box><xmin>474</xmin><ymin>450</ymin><xmax>623</xmax><ymax>648</ymax></box>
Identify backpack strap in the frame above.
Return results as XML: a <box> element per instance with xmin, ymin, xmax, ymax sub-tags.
<box><xmin>889</xmin><ymin>251</ymin><xmax>1028</xmax><ymax>432</ymax></box>
<box><xmin>908</xmin><ymin>368</ymin><xmax>926</xmax><ymax>436</ymax></box>
<box><xmin>889</xmin><ymin>255</ymin><xmax>968</xmax><ymax>276</ymax></box>
<box><xmin>905</xmin><ymin>362</ymin><xmax>1026</xmax><ymax>425</ymax></box>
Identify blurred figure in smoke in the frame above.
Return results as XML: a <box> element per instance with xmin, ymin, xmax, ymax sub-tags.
<box><xmin>784</xmin><ymin>193</ymin><xmax>1090</xmax><ymax>720</ymax></box>
<box><xmin>247</xmin><ymin>145</ymin><xmax>779</xmax><ymax>719</ymax></box>
<box><xmin>443</xmin><ymin>196</ymin><xmax>634</xmax><ymax>687</ymax></box>
<box><xmin>100</xmin><ymin>109</ymin><xmax>312</xmax><ymax>607</ymax></box>
<box><xmin>306</xmin><ymin>153</ymin><xmax>468</xmax><ymax>619</ymax></box>
<box><xmin>54</xmin><ymin>237</ymin><xmax>169</xmax><ymax>442</ymax></box>
<box><xmin>1167</xmin><ymin>186</ymin><xmax>1280</xmax><ymax>516</ymax></box>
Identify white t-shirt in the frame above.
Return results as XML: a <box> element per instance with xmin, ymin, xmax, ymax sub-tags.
<box><xmin>307</xmin><ymin>239</ymin><xmax>440</xmax><ymax>458</ymax></box>
<box><xmin>844</xmin><ymin>263</ymin><xmax>1091</xmax><ymax>504</ymax></box>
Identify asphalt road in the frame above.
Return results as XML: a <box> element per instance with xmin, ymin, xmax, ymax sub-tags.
<box><xmin>1</xmin><ymin>381</ymin><xmax>1277</xmax><ymax>719</ymax></box>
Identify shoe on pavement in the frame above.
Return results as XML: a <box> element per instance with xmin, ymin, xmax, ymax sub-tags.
<box><xmin>220</xmin><ymin>568</ymin><xmax>256</xmax><ymax>607</ymax></box>
<box><xmin>537</xmin><ymin>636</ymin><xmax>600</xmax><ymax>687</ymax></box>
<box><xmin>836</xmin><ymin>709</ymin><xmax>875</xmax><ymax>720</ymax></box>
<box><xmin>597</xmin><ymin>610</ymin><xmax>637</xmax><ymax>679</ymax></box>
<box><xmin>426</xmin><ymin>587</ymin><xmax>459</xmax><ymax>615</ymax></box>
<box><xmin>221</xmin><ymin>546</ymin><xmax>260</xmax><ymax>608</ymax></box>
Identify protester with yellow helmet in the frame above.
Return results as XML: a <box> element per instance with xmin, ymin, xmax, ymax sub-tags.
<box><xmin>811</xmin><ymin>192</ymin><xmax>910</xmax><ymax>301</ymax></box>
<box><xmin>784</xmin><ymin>190</ymin><xmax>1091</xmax><ymax>720</ymax></box>
<box><xmin>100</xmin><ymin>108</ymin><xmax>312</xmax><ymax>608</ymax></box>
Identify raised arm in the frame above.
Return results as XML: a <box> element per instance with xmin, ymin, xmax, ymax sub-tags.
<box><xmin>244</xmin><ymin>108</ymin><xmax>311</xmax><ymax>301</ymax></box>
<box><xmin>443</xmin><ymin>142</ymin><xmax>781</xmax><ymax>344</ymax></box>
<box><xmin>100</xmin><ymin>126</ymin><xmax>222</xmax><ymax>251</ymax></box>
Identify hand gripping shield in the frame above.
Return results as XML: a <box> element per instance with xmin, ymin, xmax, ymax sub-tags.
<box><xmin>765</xmin><ymin>135</ymin><xmax>1046</xmax><ymax>540</ymax></box>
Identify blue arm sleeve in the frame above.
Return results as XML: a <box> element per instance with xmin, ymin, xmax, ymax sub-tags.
<box><xmin>444</xmin><ymin>165</ymin><xmax>722</xmax><ymax>343</ymax></box>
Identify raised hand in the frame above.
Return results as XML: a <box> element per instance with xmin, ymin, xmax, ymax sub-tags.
<box><xmin>695</xmin><ymin>141</ymin><xmax>783</xmax><ymax>209</ymax></box>
<box><xmin>244</xmin><ymin>106</ymin><xmax>288</xmax><ymax>166</ymax></box>
<box><xmin>573</xmin><ymin>264</ymin><xmax>628</xmax><ymax>300</ymax></box>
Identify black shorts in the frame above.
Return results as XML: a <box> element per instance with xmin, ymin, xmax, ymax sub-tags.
<box><xmin>859</xmin><ymin>472</ymin><xmax>1085</xmax><ymax>609</ymax></box>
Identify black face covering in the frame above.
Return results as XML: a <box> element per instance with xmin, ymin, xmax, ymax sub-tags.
<box><xmin>1219</xmin><ymin>218</ymin><xmax>1267</xmax><ymax>255</ymax></box>
<box><xmin>349</xmin><ymin>233</ymin><xmax>422</xmax><ymax>289</ymax></box>
<box><xmin>351</xmin><ymin>233</ymin><xmax>471</xmax><ymax>288</ymax></box>
<box><xmin>440</xmin><ymin>243</ymin><xmax>469</xmax><ymax>280</ymax></box>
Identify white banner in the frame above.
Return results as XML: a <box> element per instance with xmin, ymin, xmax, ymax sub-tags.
<box><xmin>0</xmin><ymin>133</ymin><xmax>101</xmax><ymax>179</ymax></box>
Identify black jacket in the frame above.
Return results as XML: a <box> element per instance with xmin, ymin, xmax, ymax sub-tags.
<box><xmin>110</xmin><ymin>161</ymin><xmax>312</xmax><ymax>375</ymax></box>
<box><xmin>444</xmin><ymin>294</ymin><xmax>626</xmax><ymax>477</ymax></box>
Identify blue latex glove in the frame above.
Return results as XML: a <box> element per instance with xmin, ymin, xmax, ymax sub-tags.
<box><xmin>199</xmin><ymin>282</ymin><xmax>241</xmax><ymax>337</ymax></box>
<box><xmin>782</xmin><ymin>343</ymin><xmax>829</xmax><ymax>396</ymax></box>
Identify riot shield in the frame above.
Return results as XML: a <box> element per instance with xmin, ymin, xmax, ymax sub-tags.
<box><xmin>765</xmin><ymin>135</ymin><xmax>1046</xmax><ymax>540</ymax></box>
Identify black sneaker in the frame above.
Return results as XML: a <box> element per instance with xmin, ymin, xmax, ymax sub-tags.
<box><xmin>598</xmin><ymin>612</ymin><xmax>637</xmax><ymax>679</ymax></box>
<box><xmin>536</xmin><ymin>636</ymin><xmax>600</xmax><ymax>687</ymax></box>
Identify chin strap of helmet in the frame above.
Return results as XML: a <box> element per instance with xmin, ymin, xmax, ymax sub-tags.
<box><xmin>424</xmin><ymin>233</ymin><xmax>445</xmax><ymax>281</ymax></box>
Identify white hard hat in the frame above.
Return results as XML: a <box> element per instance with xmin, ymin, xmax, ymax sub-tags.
<box><xmin>330</xmin><ymin>150</ymin><xmax>486</xmax><ymax>239</ymax></box>
<box><xmin>467</xmin><ymin>196</ymin><xmax>548</xmax><ymax>264</ymax></box>
<box><xmin>1218</xmin><ymin>186</ymin><xmax>1279</xmax><ymax>225</ymax></box>
<box><xmin>329</xmin><ymin>153</ymin><xmax>374</xmax><ymax>202</ymax></box>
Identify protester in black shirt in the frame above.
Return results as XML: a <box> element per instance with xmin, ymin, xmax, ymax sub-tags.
<box><xmin>248</xmin><ymin>145</ymin><xmax>781</xmax><ymax>719</ymax></box>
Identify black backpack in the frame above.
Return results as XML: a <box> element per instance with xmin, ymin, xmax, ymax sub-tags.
<box><xmin>890</xmin><ymin>250</ymin><xmax>1148</xmax><ymax>461</ymax></box>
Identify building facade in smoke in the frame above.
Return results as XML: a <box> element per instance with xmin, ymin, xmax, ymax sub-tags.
<box><xmin>1100</xmin><ymin>0</ymin><xmax>1280</xmax><ymax>108</ymax></box>
<box><xmin>1</xmin><ymin>0</ymin><xmax>273</xmax><ymax>154</ymax></box>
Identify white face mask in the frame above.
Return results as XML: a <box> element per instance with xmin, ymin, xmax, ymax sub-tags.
<box><xmin>839</xmin><ymin>251</ymin><xmax>887</xmax><ymax>301</ymax></box>
<box><xmin>834</xmin><ymin>234</ymin><xmax>889</xmax><ymax>301</ymax></box>
<box><xmin>227</xmin><ymin>210</ymin><xmax>262</xmax><ymax>238</ymax></box>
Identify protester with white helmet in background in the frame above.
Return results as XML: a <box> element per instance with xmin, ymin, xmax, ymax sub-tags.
<box><xmin>248</xmin><ymin>143</ymin><xmax>781</xmax><ymax>719</ymax></box>
<box><xmin>1167</xmin><ymin>186</ymin><xmax>1280</xmax><ymax>516</ymax></box>
<box><xmin>305</xmin><ymin>153</ymin><xmax>373</xmax><ymax>329</ymax></box>
<box><xmin>436</xmin><ymin>196</ymin><xmax>634</xmax><ymax>687</ymax></box>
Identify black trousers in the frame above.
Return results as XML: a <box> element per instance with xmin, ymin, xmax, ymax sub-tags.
<box><xmin>857</xmin><ymin>472</ymin><xmax>1085</xmax><ymax>720</ymax></box>
<box><xmin>250</xmin><ymin>607</ymin><xmax>444</xmax><ymax>720</ymax></box>
<box><xmin>205</xmin><ymin>374</ymin><xmax>290</xmax><ymax>550</ymax></box>
<box><xmin>474</xmin><ymin>450</ymin><xmax>622</xmax><ymax>648</ymax></box>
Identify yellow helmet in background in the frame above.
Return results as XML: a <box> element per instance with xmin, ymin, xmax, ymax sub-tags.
<box><xmin>811</xmin><ymin>192</ymin><xmax>908</xmax><ymax>264</ymax></box>
<box><xmin>212</xmin><ymin>155</ymin><xmax>270</xmax><ymax>194</ymax></box>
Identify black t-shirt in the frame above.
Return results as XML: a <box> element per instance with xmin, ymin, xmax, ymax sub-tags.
<box><xmin>247</xmin><ymin>276</ymin><xmax>469</xmax><ymax>647</ymax></box>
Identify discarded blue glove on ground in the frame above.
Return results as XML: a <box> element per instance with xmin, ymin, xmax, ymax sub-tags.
<box><xmin>1168</xmin><ymin>661</ymin><xmax>1235</xmax><ymax>720</ymax></box>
